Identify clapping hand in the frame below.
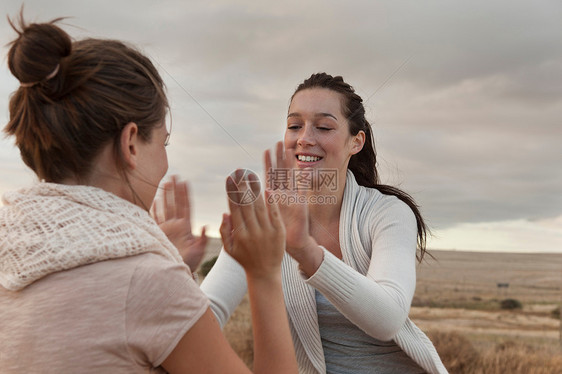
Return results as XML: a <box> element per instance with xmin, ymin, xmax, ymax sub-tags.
<box><xmin>152</xmin><ymin>175</ymin><xmax>208</xmax><ymax>272</ymax></box>
<box><xmin>220</xmin><ymin>169</ymin><xmax>285</xmax><ymax>279</ymax></box>
<box><xmin>265</xmin><ymin>141</ymin><xmax>316</xmax><ymax>258</ymax></box>
<box><xmin>264</xmin><ymin>141</ymin><xmax>323</xmax><ymax>276</ymax></box>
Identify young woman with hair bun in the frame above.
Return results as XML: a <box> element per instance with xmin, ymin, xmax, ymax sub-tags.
<box><xmin>0</xmin><ymin>14</ymin><xmax>297</xmax><ymax>374</ymax></box>
<box><xmin>201</xmin><ymin>73</ymin><xmax>448</xmax><ymax>373</ymax></box>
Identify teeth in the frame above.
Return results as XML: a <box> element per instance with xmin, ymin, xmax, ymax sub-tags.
<box><xmin>298</xmin><ymin>155</ymin><xmax>321</xmax><ymax>162</ymax></box>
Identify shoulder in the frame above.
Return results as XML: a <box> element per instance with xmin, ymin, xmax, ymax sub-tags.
<box><xmin>354</xmin><ymin>184</ymin><xmax>415</xmax><ymax>225</ymax></box>
<box><xmin>127</xmin><ymin>252</ymin><xmax>189</xmax><ymax>276</ymax></box>
<box><xmin>64</xmin><ymin>253</ymin><xmax>207</xmax><ymax>321</ymax></box>
<box><xmin>125</xmin><ymin>254</ymin><xmax>209</xmax><ymax>366</ymax></box>
<box><xmin>344</xmin><ymin>171</ymin><xmax>414</xmax><ymax>220</ymax></box>
<box><xmin>125</xmin><ymin>253</ymin><xmax>205</xmax><ymax>305</ymax></box>
<box><xmin>67</xmin><ymin>253</ymin><xmax>188</xmax><ymax>286</ymax></box>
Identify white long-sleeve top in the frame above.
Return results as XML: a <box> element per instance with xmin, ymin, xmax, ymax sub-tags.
<box><xmin>201</xmin><ymin>171</ymin><xmax>447</xmax><ymax>374</ymax></box>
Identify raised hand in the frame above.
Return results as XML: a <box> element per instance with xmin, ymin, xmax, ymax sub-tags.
<box><xmin>220</xmin><ymin>169</ymin><xmax>285</xmax><ymax>279</ymax></box>
<box><xmin>151</xmin><ymin>175</ymin><xmax>208</xmax><ymax>272</ymax></box>
<box><xmin>263</xmin><ymin>141</ymin><xmax>324</xmax><ymax>276</ymax></box>
<box><xmin>264</xmin><ymin>142</ymin><xmax>316</xmax><ymax>257</ymax></box>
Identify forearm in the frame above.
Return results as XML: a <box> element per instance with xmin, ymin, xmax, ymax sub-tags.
<box><xmin>200</xmin><ymin>249</ymin><xmax>247</xmax><ymax>328</ymax></box>
<box><xmin>286</xmin><ymin>236</ymin><xmax>324</xmax><ymax>277</ymax></box>
<box><xmin>306</xmin><ymin>248</ymin><xmax>413</xmax><ymax>341</ymax></box>
<box><xmin>288</xmin><ymin>237</ymin><xmax>412</xmax><ymax>340</ymax></box>
<box><xmin>246</xmin><ymin>273</ymin><xmax>298</xmax><ymax>374</ymax></box>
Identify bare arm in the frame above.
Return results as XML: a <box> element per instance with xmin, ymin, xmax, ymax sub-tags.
<box><xmin>161</xmin><ymin>308</ymin><xmax>254</xmax><ymax>373</ymax></box>
<box><xmin>162</xmin><ymin>171</ymin><xmax>297</xmax><ymax>374</ymax></box>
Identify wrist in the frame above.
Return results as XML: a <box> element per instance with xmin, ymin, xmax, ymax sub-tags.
<box><xmin>246</xmin><ymin>270</ymin><xmax>283</xmax><ymax>290</ymax></box>
<box><xmin>288</xmin><ymin>238</ymin><xmax>324</xmax><ymax>277</ymax></box>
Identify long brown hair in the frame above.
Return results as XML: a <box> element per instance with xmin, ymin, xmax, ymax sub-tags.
<box><xmin>5</xmin><ymin>12</ymin><xmax>168</xmax><ymax>184</ymax></box>
<box><xmin>291</xmin><ymin>73</ymin><xmax>429</xmax><ymax>262</ymax></box>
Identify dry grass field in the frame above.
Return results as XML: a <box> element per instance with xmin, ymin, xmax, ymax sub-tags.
<box><xmin>199</xmin><ymin>242</ymin><xmax>562</xmax><ymax>373</ymax></box>
<box><xmin>412</xmin><ymin>250</ymin><xmax>562</xmax><ymax>373</ymax></box>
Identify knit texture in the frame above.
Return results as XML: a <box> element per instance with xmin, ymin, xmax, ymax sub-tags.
<box><xmin>202</xmin><ymin>170</ymin><xmax>448</xmax><ymax>374</ymax></box>
<box><xmin>0</xmin><ymin>183</ymin><xmax>183</xmax><ymax>291</ymax></box>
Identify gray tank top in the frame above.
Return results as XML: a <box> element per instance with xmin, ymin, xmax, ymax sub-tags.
<box><xmin>315</xmin><ymin>290</ymin><xmax>425</xmax><ymax>374</ymax></box>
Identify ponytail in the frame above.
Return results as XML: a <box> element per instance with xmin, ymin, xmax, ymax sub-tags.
<box><xmin>291</xmin><ymin>73</ymin><xmax>429</xmax><ymax>261</ymax></box>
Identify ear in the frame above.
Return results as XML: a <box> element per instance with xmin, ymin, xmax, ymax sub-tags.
<box><xmin>120</xmin><ymin>122</ymin><xmax>140</xmax><ymax>170</ymax></box>
<box><xmin>350</xmin><ymin>130</ymin><xmax>366</xmax><ymax>155</ymax></box>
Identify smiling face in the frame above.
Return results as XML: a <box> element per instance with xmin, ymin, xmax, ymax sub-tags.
<box><xmin>284</xmin><ymin>88</ymin><xmax>365</xmax><ymax>186</ymax></box>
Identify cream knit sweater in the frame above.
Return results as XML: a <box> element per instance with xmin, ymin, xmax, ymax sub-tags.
<box><xmin>0</xmin><ymin>183</ymin><xmax>183</xmax><ymax>291</ymax></box>
<box><xmin>202</xmin><ymin>170</ymin><xmax>448</xmax><ymax>374</ymax></box>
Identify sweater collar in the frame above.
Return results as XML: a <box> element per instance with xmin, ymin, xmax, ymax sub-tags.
<box><xmin>0</xmin><ymin>182</ymin><xmax>182</xmax><ymax>291</ymax></box>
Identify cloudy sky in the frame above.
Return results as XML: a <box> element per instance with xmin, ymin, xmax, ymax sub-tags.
<box><xmin>1</xmin><ymin>0</ymin><xmax>561</xmax><ymax>253</ymax></box>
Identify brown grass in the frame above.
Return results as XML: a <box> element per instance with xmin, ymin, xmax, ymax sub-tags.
<box><xmin>223</xmin><ymin>305</ymin><xmax>562</xmax><ymax>373</ymax></box>
<box><xmin>428</xmin><ymin>330</ymin><xmax>562</xmax><ymax>374</ymax></box>
<box><xmin>223</xmin><ymin>294</ymin><xmax>254</xmax><ymax>369</ymax></box>
<box><xmin>201</xmin><ymin>248</ymin><xmax>562</xmax><ymax>373</ymax></box>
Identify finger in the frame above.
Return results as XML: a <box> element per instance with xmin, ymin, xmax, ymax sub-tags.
<box><xmin>175</xmin><ymin>178</ymin><xmax>190</xmax><ymax>222</ymax></box>
<box><xmin>151</xmin><ymin>199</ymin><xmax>161</xmax><ymax>224</ymax></box>
<box><xmin>283</xmin><ymin>146</ymin><xmax>296</xmax><ymax>169</ymax></box>
<box><xmin>264</xmin><ymin>148</ymin><xmax>274</xmax><ymax>190</ymax></box>
<box><xmin>232</xmin><ymin>168</ymin><xmax>245</xmax><ymax>186</ymax></box>
<box><xmin>199</xmin><ymin>226</ymin><xmax>208</xmax><ymax>247</ymax></box>
<box><xmin>236</xmin><ymin>177</ymin><xmax>260</xmax><ymax>232</ymax></box>
<box><xmin>276</xmin><ymin>140</ymin><xmax>285</xmax><ymax>168</ymax></box>
<box><xmin>248</xmin><ymin>172</ymin><xmax>269</xmax><ymax>229</ymax></box>
<box><xmin>163</xmin><ymin>180</ymin><xmax>174</xmax><ymax>220</ymax></box>
<box><xmin>169</xmin><ymin>175</ymin><xmax>181</xmax><ymax>218</ymax></box>
<box><xmin>226</xmin><ymin>175</ymin><xmax>245</xmax><ymax>231</ymax></box>
<box><xmin>219</xmin><ymin>214</ymin><xmax>233</xmax><ymax>254</ymax></box>
<box><xmin>265</xmin><ymin>189</ymin><xmax>284</xmax><ymax>232</ymax></box>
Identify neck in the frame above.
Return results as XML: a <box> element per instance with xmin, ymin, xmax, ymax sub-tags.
<box><xmin>307</xmin><ymin>169</ymin><xmax>347</xmax><ymax>226</ymax></box>
<box><xmin>61</xmin><ymin>145</ymin><xmax>135</xmax><ymax>207</ymax></box>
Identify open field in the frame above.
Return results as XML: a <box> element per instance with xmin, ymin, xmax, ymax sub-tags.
<box><xmin>415</xmin><ymin>250</ymin><xmax>561</xmax><ymax>305</ymax></box>
<box><xmin>412</xmin><ymin>249</ymin><xmax>561</xmax><ymax>359</ymax></box>
<box><xmin>199</xmin><ymin>243</ymin><xmax>562</xmax><ymax>372</ymax></box>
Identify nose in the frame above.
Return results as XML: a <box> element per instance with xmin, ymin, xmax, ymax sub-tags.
<box><xmin>297</xmin><ymin>125</ymin><xmax>315</xmax><ymax>147</ymax></box>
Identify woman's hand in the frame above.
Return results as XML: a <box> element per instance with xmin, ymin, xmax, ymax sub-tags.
<box><xmin>264</xmin><ymin>142</ymin><xmax>314</xmax><ymax>255</ymax></box>
<box><xmin>220</xmin><ymin>169</ymin><xmax>285</xmax><ymax>280</ymax></box>
<box><xmin>264</xmin><ymin>142</ymin><xmax>322</xmax><ymax>275</ymax></box>
<box><xmin>152</xmin><ymin>175</ymin><xmax>208</xmax><ymax>272</ymax></box>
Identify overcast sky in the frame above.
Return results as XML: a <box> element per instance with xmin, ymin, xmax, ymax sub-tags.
<box><xmin>1</xmin><ymin>0</ymin><xmax>561</xmax><ymax>253</ymax></box>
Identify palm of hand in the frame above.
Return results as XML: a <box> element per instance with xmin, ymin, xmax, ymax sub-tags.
<box><xmin>221</xmin><ymin>171</ymin><xmax>286</xmax><ymax>279</ymax></box>
<box><xmin>159</xmin><ymin>219</ymin><xmax>207</xmax><ymax>271</ymax></box>
<box><xmin>151</xmin><ymin>176</ymin><xmax>208</xmax><ymax>272</ymax></box>
<box><xmin>275</xmin><ymin>190</ymin><xmax>310</xmax><ymax>252</ymax></box>
<box><xmin>266</xmin><ymin>141</ymin><xmax>313</xmax><ymax>254</ymax></box>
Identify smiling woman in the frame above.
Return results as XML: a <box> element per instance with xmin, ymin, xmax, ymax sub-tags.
<box><xmin>202</xmin><ymin>73</ymin><xmax>448</xmax><ymax>374</ymax></box>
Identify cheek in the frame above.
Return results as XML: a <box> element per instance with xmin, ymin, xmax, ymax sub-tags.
<box><xmin>161</xmin><ymin>151</ymin><xmax>169</xmax><ymax>176</ymax></box>
<box><xmin>283</xmin><ymin>131</ymin><xmax>296</xmax><ymax>146</ymax></box>
<box><xmin>151</xmin><ymin>148</ymin><xmax>168</xmax><ymax>181</ymax></box>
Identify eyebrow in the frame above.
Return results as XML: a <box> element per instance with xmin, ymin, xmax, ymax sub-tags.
<box><xmin>287</xmin><ymin>112</ymin><xmax>338</xmax><ymax>120</ymax></box>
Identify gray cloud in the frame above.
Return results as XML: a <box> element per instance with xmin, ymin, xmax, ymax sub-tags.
<box><xmin>1</xmin><ymin>0</ymin><xmax>561</xmax><ymax>250</ymax></box>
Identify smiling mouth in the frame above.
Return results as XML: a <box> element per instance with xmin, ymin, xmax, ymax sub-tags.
<box><xmin>296</xmin><ymin>155</ymin><xmax>322</xmax><ymax>162</ymax></box>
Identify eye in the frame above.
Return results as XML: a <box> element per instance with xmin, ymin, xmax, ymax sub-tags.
<box><xmin>287</xmin><ymin>124</ymin><xmax>302</xmax><ymax>130</ymax></box>
<box><xmin>317</xmin><ymin>126</ymin><xmax>332</xmax><ymax>131</ymax></box>
<box><xmin>164</xmin><ymin>133</ymin><xmax>171</xmax><ymax>147</ymax></box>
